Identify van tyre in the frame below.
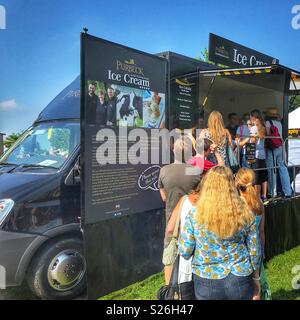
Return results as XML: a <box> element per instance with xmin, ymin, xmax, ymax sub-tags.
<box><xmin>26</xmin><ymin>237</ymin><xmax>86</xmax><ymax>300</ymax></box>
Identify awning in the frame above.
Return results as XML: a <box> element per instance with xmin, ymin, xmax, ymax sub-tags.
<box><xmin>197</xmin><ymin>64</ymin><xmax>300</xmax><ymax>95</ymax></box>
<box><xmin>199</xmin><ymin>66</ymin><xmax>273</xmax><ymax>76</ymax></box>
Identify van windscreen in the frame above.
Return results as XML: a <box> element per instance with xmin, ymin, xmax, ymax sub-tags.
<box><xmin>0</xmin><ymin>121</ymin><xmax>80</xmax><ymax>169</ymax></box>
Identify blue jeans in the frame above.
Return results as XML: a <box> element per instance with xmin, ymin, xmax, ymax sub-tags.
<box><xmin>241</xmin><ymin>155</ymin><xmax>251</xmax><ymax>168</ymax></box>
<box><xmin>265</xmin><ymin>147</ymin><xmax>292</xmax><ymax>197</ymax></box>
<box><xmin>193</xmin><ymin>273</ymin><xmax>254</xmax><ymax>300</ymax></box>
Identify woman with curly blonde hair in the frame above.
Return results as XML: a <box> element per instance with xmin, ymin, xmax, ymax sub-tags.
<box><xmin>200</xmin><ymin>111</ymin><xmax>232</xmax><ymax>166</ymax></box>
<box><xmin>235</xmin><ymin>168</ymin><xmax>271</xmax><ymax>300</ymax></box>
<box><xmin>179</xmin><ymin>166</ymin><xmax>261</xmax><ymax>300</ymax></box>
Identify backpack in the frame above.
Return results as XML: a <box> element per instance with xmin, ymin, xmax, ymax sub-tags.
<box><xmin>266</xmin><ymin>120</ymin><xmax>282</xmax><ymax>149</ymax></box>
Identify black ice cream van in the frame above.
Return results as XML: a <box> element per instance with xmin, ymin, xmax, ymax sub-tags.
<box><xmin>0</xmin><ymin>77</ymin><xmax>86</xmax><ymax>300</ymax></box>
<box><xmin>0</xmin><ymin>50</ymin><xmax>208</xmax><ymax>300</ymax></box>
<box><xmin>3</xmin><ymin>36</ymin><xmax>298</xmax><ymax>300</ymax></box>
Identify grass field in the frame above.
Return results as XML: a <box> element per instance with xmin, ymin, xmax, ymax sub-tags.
<box><xmin>1</xmin><ymin>246</ymin><xmax>299</xmax><ymax>300</ymax></box>
<box><xmin>101</xmin><ymin>245</ymin><xmax>300</xmax><ymax>300</ymax></box>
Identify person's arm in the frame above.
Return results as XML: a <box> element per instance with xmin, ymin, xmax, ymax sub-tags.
<box><xmin>199</xmin><ymin>128</ymin><xmax>207</xmax><ymax>139</ymax></box>
<box><xmin>158</xmin><ymin>169</ymin><xmax>166</xmax><ymax>202</ymax></box>
<box><xmin>245</xmin><ymin>219</ymin><xmax>261</xmax><ymax>271</ymax></box>
<box><xmin>159</xmin><ymin>188</ymin><xmax>167</xmax><ymax>202</ymax></box>
<box><xmin>165</xmin><ymin>196</ymin><xmax>184</xmax><ymax>236</ymax></box>
<box><xmin>245</xmin><ymin>219</ymin><xmax>261</xmax><ymax>300</ymax></box>
<box><xmin>260</xmin><ymin>206</ymin><xmax>266</xmax><ymax>258</ymax></box>
<box><xmin>238</xmin><ymin>136</ymin><xmax>249</xmax><ymax>147</ymax></box>
<box><xmin>215</xmin><ymin>151</ymin><xmax>224</xmax><ymax>166</ymax></box>
<box><xmin>178</xmin><ymin>212</ymin><xmax>195</xmax><ymax>260</ymax></box>
<box><xmin>226</xmin><ymin>129</ymin><xmax>232</xmax><ymax>145</ymax></box>
<box><xmin>252</xmin><ymin>268</ymin><xmax>261</xmax><ymax>300</ymax></box>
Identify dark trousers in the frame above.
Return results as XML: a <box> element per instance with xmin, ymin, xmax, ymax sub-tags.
<box><xmin>193</xmin><ymin>273</ymin><xmax>254</xmax><ymax>300</ymax></box>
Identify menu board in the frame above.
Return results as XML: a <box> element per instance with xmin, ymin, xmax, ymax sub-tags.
<box><xmin>171</xmin><ymin>77</ymin><xmax>199</xmax><ymax>129</ymax></box>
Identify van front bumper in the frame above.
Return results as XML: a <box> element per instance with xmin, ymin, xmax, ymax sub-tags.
<box><xmin>0</xmin><ymin>230</ymin><xmax>38</xmax><ymax>287</ymax></box>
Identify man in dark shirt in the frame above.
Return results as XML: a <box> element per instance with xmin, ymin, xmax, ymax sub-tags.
<box><xmin>158</xmin><ymin>137</ymin><xmax>200</xmax><ymax>229</ymax></box>
<box><xmin>96</xmin><ymin>90</ymin><xmax>107</xmax><ymax>126</ymax></box>
<box><xmin>158</xmin><ymin>137</ymin><xmax>200</xmax><ymax>283</ymax></box>
<box><xmin>106</xmin><ymin>87</ymin><xmax>117</xmax><ymax>125</ymax></box>
<box><xmin>85</xmin><ymin>82</ymin><xmax>98</xmax><ymax>125</ymax></box>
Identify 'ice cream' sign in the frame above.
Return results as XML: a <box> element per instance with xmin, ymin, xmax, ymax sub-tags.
<box><xmin>209</xmin><ymin>33</ymin><xmax>278</xmax><ymax>67</ymax></box>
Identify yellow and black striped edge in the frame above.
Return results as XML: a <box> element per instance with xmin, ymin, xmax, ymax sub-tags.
<box><xmin>216</xmin><ymin>68</ymin><xmax>272</xmax><ymax>76</ymax></box>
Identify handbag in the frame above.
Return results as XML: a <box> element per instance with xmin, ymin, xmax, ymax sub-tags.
<box><xmin>162</xmin><ymin>197</ymin><xmax>185</xmax><ymax>266</ymax></box>
<box><xmin>157</xmin><ymin>255</ymin><xmax>195</xmax><ymax>300</ymax></box>
<box><xmin>227</xmin><ymin>143</ymin><xmax>239</xmax><ymax>173</ymax></box>
<box><xmin>260</xmin><ymin>263</ymin><xmax>272</xmax><ymax>300</ymax></box>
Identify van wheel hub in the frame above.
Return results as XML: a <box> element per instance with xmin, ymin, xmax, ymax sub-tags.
<box><xmin>47</xmin><ymin>249</ymin><xmax>86</xmax><ymax>292</ymax></box>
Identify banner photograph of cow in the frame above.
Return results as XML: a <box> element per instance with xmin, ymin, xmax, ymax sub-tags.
<box><xmin>85</xmin><ymin>80</ymin><xmax>165</xmax><ymax>128</ymax></box>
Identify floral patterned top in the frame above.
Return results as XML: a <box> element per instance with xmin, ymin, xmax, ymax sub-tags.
<box><xmin>178</xmin><ymin>208</ymin><xmax>260</xmax><ymax>279</ymax></box>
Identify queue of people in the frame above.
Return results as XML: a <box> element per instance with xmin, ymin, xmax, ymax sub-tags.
<box><xmin>234</xmin><ymin>107</ymin><xmax>292</xmax><ymax>199</ymax></box>
<box><xmin>157</xmin><ymin>108</ymin><xmax>288</xmax><ymax>300</ymax></box>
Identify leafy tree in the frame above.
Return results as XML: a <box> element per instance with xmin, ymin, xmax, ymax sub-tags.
<box><xmin>198</xmin><ymin>48</ymin><xmax>227</xmax><ymax>68</ymax></box>
<box><xmin>49</xmin><ymin>128</ymin><xmax>70</xmax><ymax>153</ymax></box>
<box><xmin>4</xmin><ymin>132</ymin><xmax>22</xmax><ymax>149</ymax></box>
<box><xmin>289</xmin><ymin>95</ymin><xmax>300</xmax><ymax>112</ymax></box>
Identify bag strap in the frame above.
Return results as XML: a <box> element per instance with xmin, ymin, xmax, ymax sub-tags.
<box><xmin>240</xmin><ymin>125</ymin><xmax>244</xmax><ymax>137</ymax></box>
<box><xmin>172</xmin><ymin>195</ymin><xmax>187</xmax><ymax>239</ymax></box>
<box><xmin>169</xmin><ymin>255</ymin><xmax>180</xmax><ymax>286</ymax></box>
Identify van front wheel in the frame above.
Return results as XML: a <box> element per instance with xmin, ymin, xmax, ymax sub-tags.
<box><xmin>26</xmin><ymin>237</ymin><xmax>86</xmax><ymax>300</ymax></box>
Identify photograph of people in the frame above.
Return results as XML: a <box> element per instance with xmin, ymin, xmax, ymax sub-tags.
<box><xmin>96</xmin><ymin>90</ymin><xmax>107</xmax><ymax>126</ymax></box>
<box><xmin>106</xmin><ymin>87</ymin><xmax>117</xmax><ymax>126</ymax></box>
<box><xmin>85</xmin><ymin>82</ymin><xmax>98</xmax><ymax>124</ymax></box>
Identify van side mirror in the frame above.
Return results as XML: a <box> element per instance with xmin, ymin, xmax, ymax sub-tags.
<box><xmin>65</xmin><ymin>157</ymin><xmax>81</xmax><ymax>186</ymax></box>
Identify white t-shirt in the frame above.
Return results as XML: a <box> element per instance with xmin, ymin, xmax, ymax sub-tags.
<box><xmin>265</xmin><ymin>120</ymin><xmax>282</xmax><ymax>138</ymax></box>
<box><xmin>178</xmin><ymin>196</ymin><xmax>193</xmax><ymax>284</ymax></box>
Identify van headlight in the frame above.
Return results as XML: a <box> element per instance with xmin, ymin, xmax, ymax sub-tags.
<box><xmin>0</xmin><ymin>199</ymin><xmax>14</xmax><ymax>226</ymax></box>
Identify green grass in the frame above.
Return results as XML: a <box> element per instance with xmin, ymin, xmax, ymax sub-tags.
<box><xmin>265</xmin><ymin>246</ymin><xmax>300</xmax><ymax>300</ymax></box>
<box><xmin>100</xmin><ymin>273</ymin><xmax>165</xmax><ymax>300</ymax></box>
<box><xmin>100</xmin><ymin>245</ymin><xmax>300</xmax><ymax>300</ymax></box>
<box><xmin>1</xmin><ymin>246</ymin><xmax>300</xmax><ymax>300</ymax></box>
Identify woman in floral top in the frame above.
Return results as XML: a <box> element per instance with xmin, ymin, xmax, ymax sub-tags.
<box><xmin>178</xmin><ymin>166</ymin><xmax>261</xmax><ymax>300</ymax></box>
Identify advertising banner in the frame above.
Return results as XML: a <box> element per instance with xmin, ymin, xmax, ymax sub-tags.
<box><xmin>81</xmin><ymin>34</ymin><xmax>168</xmax><ymax>224</ymax></box>
<box><xmin>209</xmin><ymin>33</ymin><xmax>279</xmax><ymax>68</ymax></box>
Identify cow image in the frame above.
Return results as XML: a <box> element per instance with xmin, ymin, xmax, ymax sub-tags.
<box><xmin>117</xmin><ymin>92</ymin><xmax>143</xmax><ymax>126</ymax></box>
